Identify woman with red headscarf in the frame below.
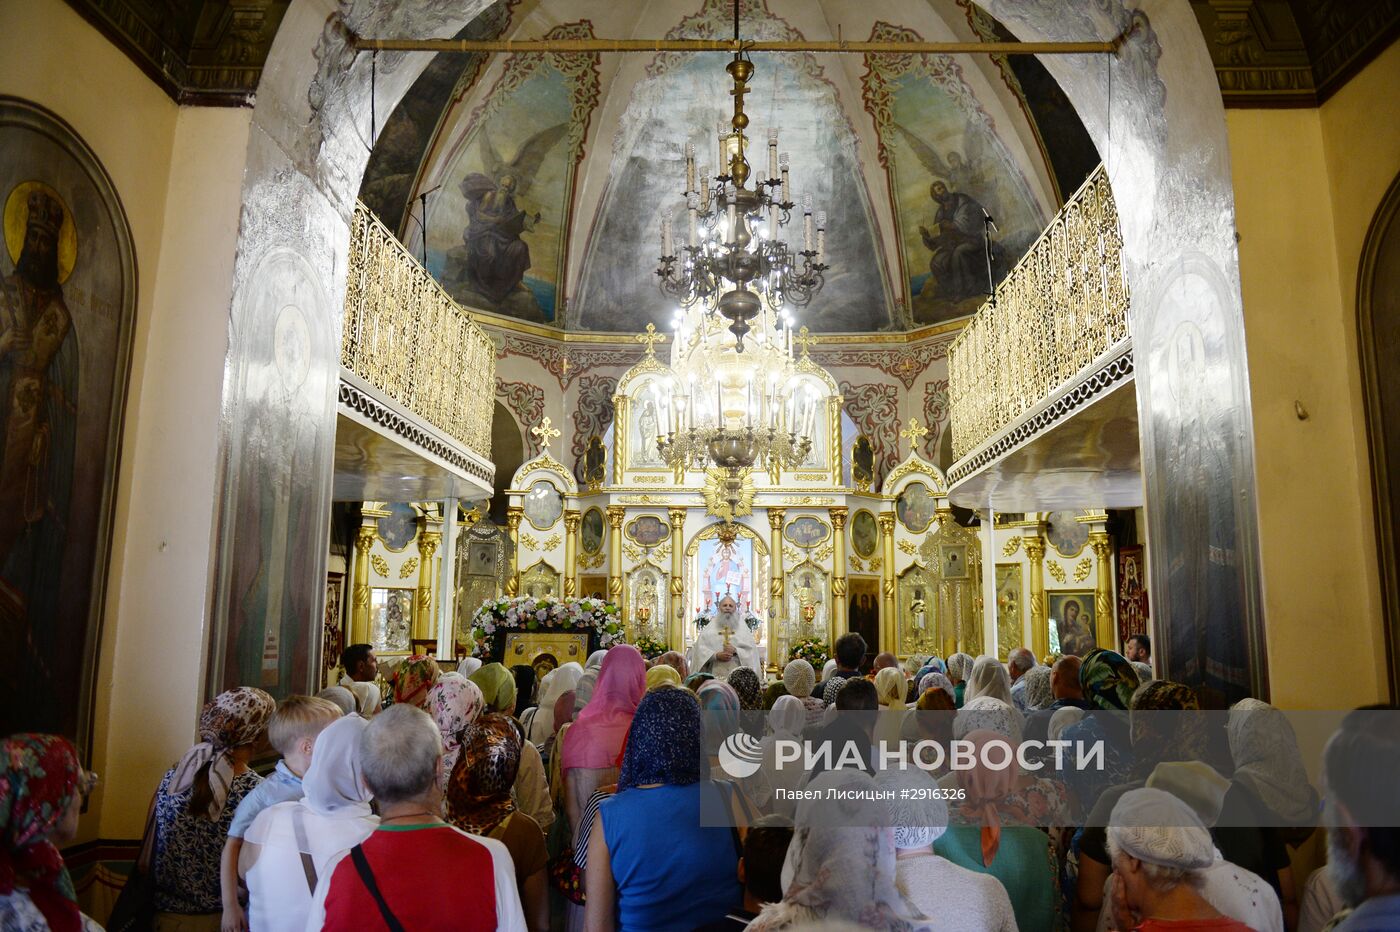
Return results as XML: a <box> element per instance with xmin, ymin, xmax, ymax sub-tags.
<box><xmin>0</xmin><ymin>734</ymin><xmax>99</xmax><ymax>932</ymax></box>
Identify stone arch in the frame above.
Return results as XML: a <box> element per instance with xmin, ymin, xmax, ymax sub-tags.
<box><xmin>210</xmin><ymin>0</ymin><xmax>1265</xmax><ymax>700</ymax></box>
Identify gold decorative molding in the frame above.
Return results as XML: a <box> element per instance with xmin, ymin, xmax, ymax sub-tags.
<box><xmin>898</xmin><ymin>539</ymin><xmax>919</xmax><ymax>556</ymax></box>
<box><xmin>1047</xmin><ymin>560</ymin><xmax>1066</xmax><ymax>584</ymax></box>
<box><xmin>520</xmin><ymin>532</ymin><xmax>540</xmax><ymax>550</ymax></box>
<box><xmin>371</xmin><ymin>554</ymin><xmax>390</xmax><ymax>578</ymax></box>
<box><xmin>543</xmin><ymin>534</ymin><xmax>562</xmax><ymax>550</ymax></box>
<box><xmin>1073</xmin><ymin>557</ymin><xmax>1092</xmax><ymax>583</ymax></box>
<box><xmin>398</xmin><ymin>557</ymin><xmax>419</xmax><ymax>579</ymax></box>
<box><xmin>1002</xmin><ymin>536</ymin><xmax>1022</xmax><ymax>557</ymax></box>
<box><xmin>623</xmin><ymin>543</ymin><xmax>643</xmax><ymax>562</ymax></box>
<box><xmin>869</xmin><ymin>555</ymin><xmax>882</xmax><ymax>573</ymax></box>
<box><xmin>848</xmin><ymin>554</ymin><xmax>865</xmax><ymax>572</ymax></box>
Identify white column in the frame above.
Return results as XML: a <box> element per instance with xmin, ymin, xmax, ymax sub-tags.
<box><xmin>436</xmin><ymin>499</ymin><xmax>458</xmax><ymax>658</ymax></box>
<box><xmin>982</xmin><ymin>509</ymin><xmax>999</xmax><ymax>658</ymax></box>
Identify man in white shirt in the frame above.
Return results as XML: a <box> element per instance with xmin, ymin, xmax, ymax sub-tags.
<box><xmin>687</xmin><ymin>596</ymin><xmax>761</xmax><ymax>678</ymax></box>
<box><xmin>338</xmin><ymin>643</ymin><xmax>381</xmax><ymax>717</ymax></box>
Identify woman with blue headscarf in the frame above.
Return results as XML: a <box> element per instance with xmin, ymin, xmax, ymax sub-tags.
<box><xmin>583</xmin><ymin>688</ymin><xmax>743</xmax><ymax>932</ymax></box>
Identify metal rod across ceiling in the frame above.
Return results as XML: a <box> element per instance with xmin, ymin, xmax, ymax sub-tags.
<box><xmin>351</xmin><ymin>37</ymin><xmax>1119</xmax><ymax>55</ymax></box>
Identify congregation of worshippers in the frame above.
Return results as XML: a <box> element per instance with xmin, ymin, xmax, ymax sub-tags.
<box><xmin>10</xmin><ymin>626</ymin><xmax>1400</xmax><ymax>932</ymax></box>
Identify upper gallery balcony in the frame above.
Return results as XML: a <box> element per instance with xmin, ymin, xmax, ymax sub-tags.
<box><xmin>946</xmin><ymin>165</ymin><xmax>1139</xmax><ymax>511</ymax></box>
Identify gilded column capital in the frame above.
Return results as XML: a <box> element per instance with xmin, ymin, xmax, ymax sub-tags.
<box><xmin>767</xmin><ymin>508</ymin><xmax>786</xmax><ymax>530</ymax></box>
<box><xmin>877</xmin><ymin>513</ymin><xmax>896</xmax><ymax>534</ymax></box>
<box><xmin>564</xmin><ymin>510</ymin><xmax>582</xmax><ymax>533</ymax></box>
<box><xmin>418</xmin><ymin>531</ymin><xmax>442</xmax><ymax>555</ymax></box>
<box><xmin>668</xmin><ymin>507</ymin><xmax>686</xmax><ymax>528</ymax></box>
<box><xmin>606</xmin><ymin>505</ymin><xmax>626</xmax><ymax>529</ymax></box>
<box><xmin>355</xmin><ymin>525</ymin><xmax>377</xmax><ymax>548</ymax></box>
<box><xmin>827</xmin><ymin>506</ymin><xmax>848</xmax><ymax>529</ymax></box>
<box><xmin>1023</xmin><ymin>536</ymin><xmax>1046</xmax><ymax>561</ymax></box>
<box><xmin>506</xmin><ymin>507</ymin><xmax>523</xmax><ymax>531</ymax></box>
<box><xmin>1088</xmin><ymin>531</ymin><xmax>1112</xmax><ymax>559</ymax></box>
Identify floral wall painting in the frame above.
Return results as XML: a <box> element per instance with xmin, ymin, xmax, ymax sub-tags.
<box><xmin>862</xmin><ymin>22</ymin><xmax>1048</xmax><ymax>326</ymax></box>
<box><xmin>0</xmin><ymin>99</ymin><xmax>136</xmax><ymax>749</ymax></box>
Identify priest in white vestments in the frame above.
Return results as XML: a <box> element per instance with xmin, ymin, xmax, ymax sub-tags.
<box><xmin>687</xmin><ymin>596</ymin><xmax>762</xmax><ymax>678</ymax></box>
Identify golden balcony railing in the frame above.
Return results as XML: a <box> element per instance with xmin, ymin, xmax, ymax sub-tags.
<box><xmin>342</xmin><ymin>201</ymin><xmax>495</xmax><ymax>460</ymax></box>
<box><xmin>947</xmin><ymin>164</ymin><xmax>1129</xmax><ymax>461</ymax></box>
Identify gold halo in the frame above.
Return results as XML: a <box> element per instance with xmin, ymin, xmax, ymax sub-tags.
<box><xmin>4</xmin><ymin>181</ymin><xmax>78</xmax><ymax>284</ymax></box>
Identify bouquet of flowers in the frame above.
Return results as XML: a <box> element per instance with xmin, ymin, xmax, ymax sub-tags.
<box><xmin>693</xmin><ymin>610</ymin><xmax>764</xmax><ymax>632</ymax></box>
<box><xmin>470</xmin><ymin>595</ymin><xmax>624</xmax><ymax>658</ymax></box>
<box><xmin>789</xmin><ymin>637</ymin><xmax>829</xmax><ymax>669</ymax></box>
<box><xmin>633</xmin><ymin>635</ymin><xmax>668</xmax><ymax>660</ymax></box>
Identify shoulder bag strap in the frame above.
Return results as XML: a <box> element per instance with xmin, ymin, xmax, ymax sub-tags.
<box><xmin>290</xmin><ymin>806</ymin><xmax>318</xmax><ymax>894</ymax></box>
<box><xmin>136</xmin><ymin>791</ymin><xmax>159</xmax><ymax>873</ymax></box>
<box><xmin>350</xmin><ymin>843</ymin><xmax>406</xmax><ymax>932</ymax></box>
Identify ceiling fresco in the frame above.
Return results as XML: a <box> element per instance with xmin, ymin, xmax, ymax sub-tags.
<box><xmin>361</xmin><ymin>0</ymin><xmax>1105</xmax><ymax>332</ymax></box>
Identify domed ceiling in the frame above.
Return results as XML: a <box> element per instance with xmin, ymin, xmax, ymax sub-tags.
<box><xmin>360</xmin><ymin>0</ymin><xmax>1099</xmax><ymax>333</ymax></box>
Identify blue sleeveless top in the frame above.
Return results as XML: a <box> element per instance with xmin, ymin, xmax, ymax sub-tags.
<box><xmin>600</xmin><ymin>782</ymin><xmax>743</xmax><ymax>932</ymax></box>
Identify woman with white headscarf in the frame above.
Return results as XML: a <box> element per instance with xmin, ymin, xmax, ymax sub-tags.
<box><xmin>780</xmin><ymin>659</ymin><xmax>824</xmax><ymax>728</ymax></box>
<box><xmin>525</xmin><ymin>661</ymin><xmax>584</xmax><ymax>747</ymax></box>
<box><xmin>877</xmin><ymin>769</ymin><xmax>1016</xmax><ymax>931</ymax></box>
<box><xmin>747</xmin><ymin>770</ymin><xmax>931</xmax><ymax>931</ymax></box>
<box><xmin>457</xmin><ymin>655</ymin><xmax>483</xmax><ymax>678</ymax></box>
<box><xmin>241</xmin><ymin>715</ymin><xmax>378</xmax><ymax>932</ymax></box>
<box><xmin>751</xmin><ymin>696</ymin><xmax>809</xmax><ymax>819</ymax></box>
<box><xmin>1227</xmin><ymin>698</ymin><xmax>1318</xmax><ymax>833</ymax></box>
<box><xmin>965</xmin><ymin>655</ymin><xmax>1014</xmax><ymax>706</ymax></box>
<box><xmin>945</xmin><ymin>652</ymin><xmax>975</xmax><ymax>707</ymax></box>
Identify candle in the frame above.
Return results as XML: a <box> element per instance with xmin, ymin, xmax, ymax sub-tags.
<box><xmin>685</xmin><ymin>142</ymin><xmax>696</xmax><ymax>193</ymax></box>
<box><xmin>687</xmin><ymin>193</ymin><xmax>699</xmax><ymax>247</ymax></box>
<box><xmin>815</xmin><ymin>211</ymin><xmax>826</xmax><ymax>265</ymax></box>
<box><xmin>768</xmin><ymin>128</ymin><xmax>779</xmax><ymax>179</ymax></box>
<box><xmin>802</xmin><ymin>193</ymin><xmax>813</xmax><ymax>252</ymax></box>
<box><xmin>779</xmin><ymin>152</ymin><xmax>790</xmax><ymax>203</ymax></box>
<box><xmin>661</xmin><ymin>215</ymin><xmax>673</xmax><ymax>257</ymax></box>
<box><xmin>699</xmin><ymin>166</ymin><xmax>710</xmax><ymax>211</ymax></box>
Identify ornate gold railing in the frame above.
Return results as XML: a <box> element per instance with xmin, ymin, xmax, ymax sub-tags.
<box><xmin>343</xmin><ymin>202</ymin><xmax>495</xmax><ymax>460</ymax></box>
<box><xmin>947</xmin><ymin>164</ymin><xmax>1129</xmax><ymax>460</ymax></box>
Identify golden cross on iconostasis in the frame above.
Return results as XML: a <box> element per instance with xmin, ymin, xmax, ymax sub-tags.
<box><xmin>636</xmin><ymin>322</ymin><xmax>666</xmax><ymax>357</ymax></box>
<box><xmin>795</xmin><ymin>326</ymin><xmax>816</xmax><ymax>358</ymax></box>
<box><xmin>899</xmin><ymin>417</ymin><xmax>930</xmax><ymax>453</ymax></box>
<box><xmin>531</xmin><ymin>417</ymin><xmax>562</xmax><ymax>451</ymax></box>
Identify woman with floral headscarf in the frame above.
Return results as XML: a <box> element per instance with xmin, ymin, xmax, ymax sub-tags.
<box><xmin>747</xmin><ymin>769</ymin><xmax>931</xmax><ymax>931</ymax></box>
<box><xmin>933</xmin><ymin>728</ymin><xmax>1065</xmax><ymax>932</ymax></box>
<box><xmin>389</xmin><ymin>654</ymin><xmax>441</xmax><ymax>709</ymax></box>
<box><xmin>585</xmin><ymin>687</ymin><xmax>744</xmax><ymax>932</ymax></box>
<box><xmin>0</xmin><ymin>734</ymin><xmax>99</xmax><ymax>932</ymax></box>
<box><xmin>153</xmin><ymin>687</ymin><xmax>275</xmax><ymax>922</ymax></box>
<box><xmin>448</xmin><ymin>713</ymin><xmax>549</xmax><ymax>931</ymax></box>
<box><xmin>427</xmin><ymin>673</ymin><xmax>485</xmax><ymax>792</ymax></box>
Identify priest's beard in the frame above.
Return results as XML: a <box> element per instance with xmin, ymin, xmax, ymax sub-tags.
<box><xmin>715</xmin><ymin>609</ymin><xmax>740</xmax><ymax>632</ymax></box>
<box><xmin>1327</xmin><ymin>828</ymin><xmax>1369</xmax><ymax>907</ymax></box>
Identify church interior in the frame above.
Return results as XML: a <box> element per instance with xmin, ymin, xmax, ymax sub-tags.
<box><xmin>1</xmin><ymin>0</ymin><xmax>1399</xmax><ymax>926</ymax></box>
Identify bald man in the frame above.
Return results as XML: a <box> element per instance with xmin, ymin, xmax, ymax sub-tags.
<box><xmin>1024</xmin><ymin>655</ymin><xmax>1092</xmax><ymax>744</ymax></box>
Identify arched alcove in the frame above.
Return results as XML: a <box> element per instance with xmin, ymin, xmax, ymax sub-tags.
<box><xmin>1358</xmin><ymin>170</ymin><xmax>1400</xmax><ymax>701</ymax></box>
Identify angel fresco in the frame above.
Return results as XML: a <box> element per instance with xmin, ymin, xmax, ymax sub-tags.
<box><xmin>895</xmin><ymin>124</ymin><xmax>999</xmax><ymax>307</ymax></box>
<box><xmin>442</xmin><ymin>122</ymin><xmax>568</xmax><ymax>321</ymax></box>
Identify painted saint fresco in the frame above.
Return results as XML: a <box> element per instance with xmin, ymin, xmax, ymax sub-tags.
<box><xmin>575</xmin><ymin>2</ymin><xmax>892</xmax><ymax>332</ymax></box>
<box><xmin>0</xmin><ymin>100</ymin><xmax>135</xmax><ymax>746</ymax></box>
<box><xmin>864</xmin><ymin>24</ymin><xmax>1048</xmax><ymax>326</ymax></box>
<box><xmin>421</xmin><ymin>28</ymin><xmax>597</xmax><ymax>324</ymax></box>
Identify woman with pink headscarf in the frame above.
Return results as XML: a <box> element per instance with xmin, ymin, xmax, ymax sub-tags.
<box><xmin>560</xmin><ymin>646</ymin><xmax>645</xmax><ymax>850</ymax></box>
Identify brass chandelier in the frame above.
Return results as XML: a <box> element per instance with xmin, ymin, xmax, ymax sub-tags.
<box><xmin>654</xmin><ymin>6</ymin><xmax>828</xmax><ymax>351</ymax></box>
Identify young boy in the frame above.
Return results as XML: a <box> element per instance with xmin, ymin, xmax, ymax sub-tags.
<box><xmin>220</xmin><ymin>695</ymin><xmax>341</xmax><ymax>931</ymax></box>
